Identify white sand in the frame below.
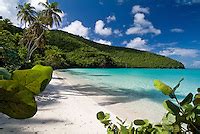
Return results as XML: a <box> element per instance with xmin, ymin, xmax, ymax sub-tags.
<box><xmin>0</xmin><ymin>71</ymin><xmax>166</xmax><ymax>134</ymax></box>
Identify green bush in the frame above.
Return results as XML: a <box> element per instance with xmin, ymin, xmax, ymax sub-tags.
<box><xmin>97</xmin><ymin>79</ymin><xmax>200</xmax><ymax>133</ymax></box>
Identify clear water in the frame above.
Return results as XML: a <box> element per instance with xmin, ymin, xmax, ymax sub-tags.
<box><xmin>60</xmin><ymin>68</ymin><xmax>200</xmax><ymax>102</ymax></box>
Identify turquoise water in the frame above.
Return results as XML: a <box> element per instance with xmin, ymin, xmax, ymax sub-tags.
<box><xmin>61</xmin><ymin>69</ymin><xmax>200</xmax><ymax>101</ymax></box>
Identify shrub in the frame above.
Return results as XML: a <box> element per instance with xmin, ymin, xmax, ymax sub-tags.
<box><xmin>97</xmin><ymin>79</ymin><xmax>200</xmax><ymax>133</ymax></box>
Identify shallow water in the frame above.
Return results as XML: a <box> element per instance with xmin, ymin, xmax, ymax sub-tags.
<box><xmin>60</xmin><ymin>68</ymin><xmax>200</xmax><ymax>101</ymax></box>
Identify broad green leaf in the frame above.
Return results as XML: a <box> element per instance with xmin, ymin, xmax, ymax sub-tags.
<box><xmin>0</xmin><ymin>67</ymin><xmax>11</xmax><ymax>80</ymax></box>
<box><xmin>134</xmin><ymin>120</ymin><xmax>145</xmax><ymax>125</ymax></box>
<box><xmin>163</xmin><ymin>100</ymin><xmax>180</xmax><ymax>115</ymax></box>
<box><xmin>154</xmin><ymin>80</ymin><xmax>173</xmax><ymax>95</ymax></box>
<box><xmin>0</xmin><ymin>80</ymin><xmax>37</xmax><ymax>119</ymax></box>
<box><xmin>32</xmin><ymin>65</ymin><xmax>53</xmax><ymax>92</ymax></box>
<box><xmin>12</xmin><ymin>69</ymin><xmax>47</xmax><ymax>95</ymax></box>
<box><xmin>180</xmin><ymin>93</ymin><xmax>193</xmax><ymax>106</ymax></box>
<box><xmin>97</xmin><ymin>111</ymin><xmax>105</xmax><ymax>120</ymax></box>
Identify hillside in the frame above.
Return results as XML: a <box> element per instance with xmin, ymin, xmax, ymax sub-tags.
<box><xmin>0</xmin><ymin>21</ymin><xmax>185</xmax><ymax>69</ymax></box>
<box><xmin>46</xmin><ymin>30</ymin><xmax>184</xmax><ymax>69</ymax></box>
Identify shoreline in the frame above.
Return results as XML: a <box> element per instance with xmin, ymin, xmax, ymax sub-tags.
<box><xmin>56</xmin><ymin>71</ymin><xmax>166</xmax><ymax>123</ymax></box>
<box><xmin>0</xmin><ymin>71</ymin><xmax>166</xmax><ymax>134</ymax></box>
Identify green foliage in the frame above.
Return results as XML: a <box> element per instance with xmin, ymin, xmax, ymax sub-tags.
<box><xmin>0</xmin><ymin>30</ymin><xmax>22</xmax><ymax>71</ymax></box>
<box><xmin>32</xmin><ymin>64</ymin><xmax>53</xmax><ymax>92</ymax></box>
<box><xmin>0</xmin><ymin>65</ymin><xmax>53</xmax><ymax>119</ymax></box>
<box><xmin>0</xmin><ymin>19</ymin><xmax>185</xmax><ymax>70</ymax></box>
<box><xmin>0</xmin><ymin>80</ymin><xmax>37</xmax><ymax>119</ymax></box>
<box><xmin>46</xmin><ymin>30</ymin><xmax>185</xmax><ymax>68</ymax></box>
<box><xmin>97</xmin><ymin>79</ymin><xmax>200</xmax><ymax>133</ymax></box>
<box><xmin>154</xmin><ymin>80</ymin><xmax>173</xmax><ymax>95</ymax></box>
<box><xmin>0</xmin><ymin>67</ymin><xmax>11</xmax><ymax>80</ymax></box>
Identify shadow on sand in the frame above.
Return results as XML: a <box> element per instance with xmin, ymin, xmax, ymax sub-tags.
<box><xmin>0</xmin><ymin>75</ymin><xmax>185</xmax><ymax>133</ymax></box>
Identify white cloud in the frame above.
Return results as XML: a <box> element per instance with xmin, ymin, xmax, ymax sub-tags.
<box><xmin>106</xmin><ymin>15</ymin><xmax>116</xmax><ymax>23</ymax></box>
<box><xmin>170</xmin><ymin>28</ymin><xmax>184</xmax><ymax>33</ymax></box>
<box><xmin>93</xmin><ymin>39</ymin><xmax>112</xmax><ymax>46</ymax></box>
<box><xmin>192</xmin><ymin>61</ymin><xmax>200</xmax><ymax>68</ymax></box>
<box><xmin>61</xmin><ymin>20</ymin><xmax>90</xmax><ymax>39</ymax></box>
<box><xmin>28</xmin><ymin>0</ymin><xmax>47</xmax><ymax>11</ymax></box>
<box><xmin>126</xmin><ymin>12</ymin><xmax>161</xmax><ymax>35</ymax></box>
<box><xmin>95</xmin><ymin>20</ymin><xmax>112</xmax><ymax>36</ymax></box>
<box><xmin>132</xmin><ymin>5</ymin><xmax>149</xmax><ymax>14</ymax></box>
<box><xmin>0</xmin><ymin>0</ymin><xmax>19</xmax><ymax>26</ymax></box>
<box><xmin>155</xmin><ymin>42</ymin><xmax>178</xmax><ymax>47</ymax></box>
<box><xmin>124</xmin><ymin>37</ymin><xmax>151</xmax><ymax>51</ymax></box>
<box><xmin>114</xmin><ymin>29</ymin><xmax>123</xmax><ymax>36</ymax></box>
<box><xmin>159</xmin><ymin>48</ymin><xmax>199</xmax><ymax>57</ymax></box>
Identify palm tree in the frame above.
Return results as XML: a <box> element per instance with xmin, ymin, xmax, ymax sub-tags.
<box><xmin>20</xmin><ymin>16</ymin><xmax>47</xmax><ymax>62</ymax></box>
<box><xmin>39</xmin><ymin>1</ymin><xmax>62</xmax><ymax>28</ymax></box>
<box><xmin>17</xmin><ymin>3</ymin><xmax>36</xmax><ymax>28</ymax></box>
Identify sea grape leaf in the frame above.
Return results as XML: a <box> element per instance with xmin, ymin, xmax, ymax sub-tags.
<box><xmin>163</xmin><ymin>100</ymin><xmax>180</xmax><ymax>115</ymax></box>
<box><xmin>12</xmin><ymin>69</ymin><xmax>47</xmax><ymax>95</ymax></box>
<box><xmin>180</xmin><ymin>93</ymin><xmax>193</xmax><ymax>106</ymax></box>
<box><xmin>32</xmin><ymin>65</ymin><xmax>53</xmax><ymax>92</ymax></box>
<box><xmin>134</xmin><ymin>120</ymin><xmax>146</xmax><ymax>125</ymax></box>
<box><xmin>154</xmin><ymin>80</ymin><xmax>173</xmax><ymax>95</ymax></box>
<box><xmin>0</xmin><ymin>67</ymin><xmax>11</xmax><ymax>80</ymax></box>
<box><xmin>0</xmin><ymin>80</ymin><xmax>37</xmax><ymax>119</ymax></box>
<box><xmin>97</xmin><ymin>111</ymin><xmax>105</xmax><ymax>120</ymax></box>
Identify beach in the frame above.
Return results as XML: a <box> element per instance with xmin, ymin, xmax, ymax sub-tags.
<box><xmin>0</xmin><ymin>71</ymin><xmax>166</xmax><ymax>134</ymax></box>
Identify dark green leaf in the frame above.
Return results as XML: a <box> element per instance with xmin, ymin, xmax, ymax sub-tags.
<box><xmin>97</xmin><ymin>111</ymin><xmax>105</xmax><ymax>120</ymax></box>
<box><xmin>193</xmin><ymin>94</ymin><xmax>200</xmax><ymax>105</ymax></box>
<box><xmin>134</xmin><ymin>120</ymin><xmax>145</xmax><ymax>125</ymax></box>
<box><xmin>163</xmin><ymin>100</ymin><xmax>180</xmax><ymax>115</ymax></box>
<box><xmin>173</xmin><ymin>78</ymin><xmax>184</xmax><ymax>91</ymax></box>
<box><xmin>180</xmin><ymin>93</ymin><xmax>193</xmax><ymax>106</ymax></box>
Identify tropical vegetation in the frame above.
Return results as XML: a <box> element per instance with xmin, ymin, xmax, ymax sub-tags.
<box><xmin>0</xmin><ymin>65</ymin><xmax>53</xmax><ymax>119</ymax></box>
<box><xmin>97</xmin><ymin>79</ymin><xmax>200</xmax><ymax>133</ymax></box>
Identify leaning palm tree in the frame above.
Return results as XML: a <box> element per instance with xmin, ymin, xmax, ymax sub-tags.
<box><xmin>20</xmin><ymin>16</ymin><xmax>47</xmax><ymax>62</ymax></box>
<box><xmin>17</xmin><ymin>3</ymin><xmax>37</xmax><ymax>28</ymax></box>
<box><xmin>39</xmin><ymin>1</ymin><xmax>62</xmax><ymax>28</ymax></box>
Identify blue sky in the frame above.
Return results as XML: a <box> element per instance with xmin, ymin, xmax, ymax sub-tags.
<box><xmin>1</xmin><ymin>0</ymin><xmax>200</xmax><ymax>68</ymax></box>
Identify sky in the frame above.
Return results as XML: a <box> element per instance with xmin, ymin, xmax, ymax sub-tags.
<box><xmin>1</xmin><ymin>0</ymin><xmax>200</xmax><ymax>68</ymax></box>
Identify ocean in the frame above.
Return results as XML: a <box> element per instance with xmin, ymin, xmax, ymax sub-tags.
<box><xmin>60</xmin><ymin>68</ymin><xmax>200</xmax><ymax>101</ymax></box>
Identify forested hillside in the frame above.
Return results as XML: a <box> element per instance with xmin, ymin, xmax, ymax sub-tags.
<box><xmin>0</xmin><ymin>20</ymin><xmax>185</xmax><ymax>70</ymax></box>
